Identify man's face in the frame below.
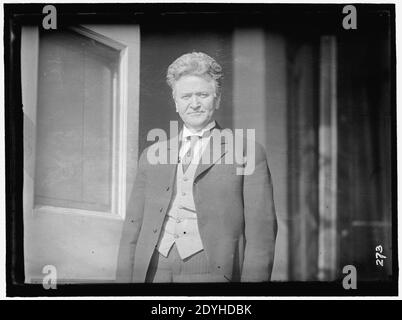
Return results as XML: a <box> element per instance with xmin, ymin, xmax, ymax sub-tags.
<box><xmin>173</xmin><ymin>75</ymin><xmax>219</xmax><ymax>131</ymax></box>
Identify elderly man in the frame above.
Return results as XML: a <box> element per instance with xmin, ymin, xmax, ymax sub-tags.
<box><xmin>117</xmin><ymin>52</ymin><xmax>277</xmax><ymax>283</ymax></box>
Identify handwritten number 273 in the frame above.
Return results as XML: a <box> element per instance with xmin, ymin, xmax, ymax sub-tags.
<box><xmin>375</xmin><ymin>245</ymin><xmax>386</xmax><ymax>267</ymax></box>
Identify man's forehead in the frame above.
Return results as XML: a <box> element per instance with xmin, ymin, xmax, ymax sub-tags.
<box><xmin>177</xmin><ymin>87</ymin><xmax>214</xmax><ymax>93</ymax></box>
<box><xmin>174</xmin><ymin>77</ymin><xmax>216</xmax><ymax>92</ymax></box>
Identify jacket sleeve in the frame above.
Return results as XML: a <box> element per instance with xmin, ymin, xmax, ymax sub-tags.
<box><xmin>115</xmin><ymin>149</ymin><xmax>148</xmax><ymax>283</ymax></box>
<box><xmin>241</xmin><ymin>142</ymin><xmax>278</xmax><ymax>282</ymax></box>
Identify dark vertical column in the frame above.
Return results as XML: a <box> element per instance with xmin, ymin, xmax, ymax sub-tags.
<box><xmin>5</xmin><ymin>11</ymin><xmax>25</xmax><ymax>288</ymax></box>
<box><xmin>287</xmin><ymin>37</ymin><xmax>320</xmax><ymax>281</ymax></box>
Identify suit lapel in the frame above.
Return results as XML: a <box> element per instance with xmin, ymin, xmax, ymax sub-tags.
<box><xmin>194</xmin><ymin>127</ymin><xmax>227</xmax><ymax>182</ymax></box>
<box><xmin>164</xmin><ymin>123</ymin><xmax>227</xmax><ymax>182</ymax></box>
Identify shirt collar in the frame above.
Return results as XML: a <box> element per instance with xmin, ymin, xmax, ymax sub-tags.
<box><xmin>182</xmin><ymin>121</ymin><xmax>216</xmax><ymax>140</ymax></box>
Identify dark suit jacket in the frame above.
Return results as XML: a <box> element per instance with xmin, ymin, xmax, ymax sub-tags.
<box><xmin>116</xmin><ymin>126</ymin><xmax>277</xmax><ymax>282</ymax></box>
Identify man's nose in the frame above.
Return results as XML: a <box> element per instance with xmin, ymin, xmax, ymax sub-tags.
<box><xmin>190</xmin><ymin>95</ymin><xmax>201</xmax><ymax>107</ymax></box>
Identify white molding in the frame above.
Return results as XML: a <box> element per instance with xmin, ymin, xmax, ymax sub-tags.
<box><xmin>117</xmin><ymin>46</ymin><xmax>128</xmax><ymax>219</ymax></box>
<box><xmin>21</xmin><ymin>26</ymin><xmax>39</xmax><ymax>218</ymax></box>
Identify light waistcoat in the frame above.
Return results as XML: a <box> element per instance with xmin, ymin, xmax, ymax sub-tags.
<box><xmin>156</xmin><ymin>122</ymin><xmax>214</xmax><ymax>259</ymax></box>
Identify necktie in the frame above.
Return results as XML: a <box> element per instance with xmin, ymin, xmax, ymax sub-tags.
<box><xmin>181</xmin><ymin>135</ymin><xmax>200</xmax><ymax>173</ymax></box>
<box><xmin>180</xmin><ymin>127</ymin><xmax>215</xmax><ymax>172</ymax></box>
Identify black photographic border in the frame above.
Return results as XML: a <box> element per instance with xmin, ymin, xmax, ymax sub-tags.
<box><xmin>4</xmin><ymin>2</ymin><xmax>398</xmax><ymax>297</ymax></box>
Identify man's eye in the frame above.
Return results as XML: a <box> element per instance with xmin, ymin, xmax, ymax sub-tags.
<box><xmin>199</xmin><ymin>93</ymin><xmax>209</xmax><ymax>98</ymax></box>
<box><xmin>182</xmin><ymin>95</ymin><xmax>191</xmax><ymax>100</ymax></box>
